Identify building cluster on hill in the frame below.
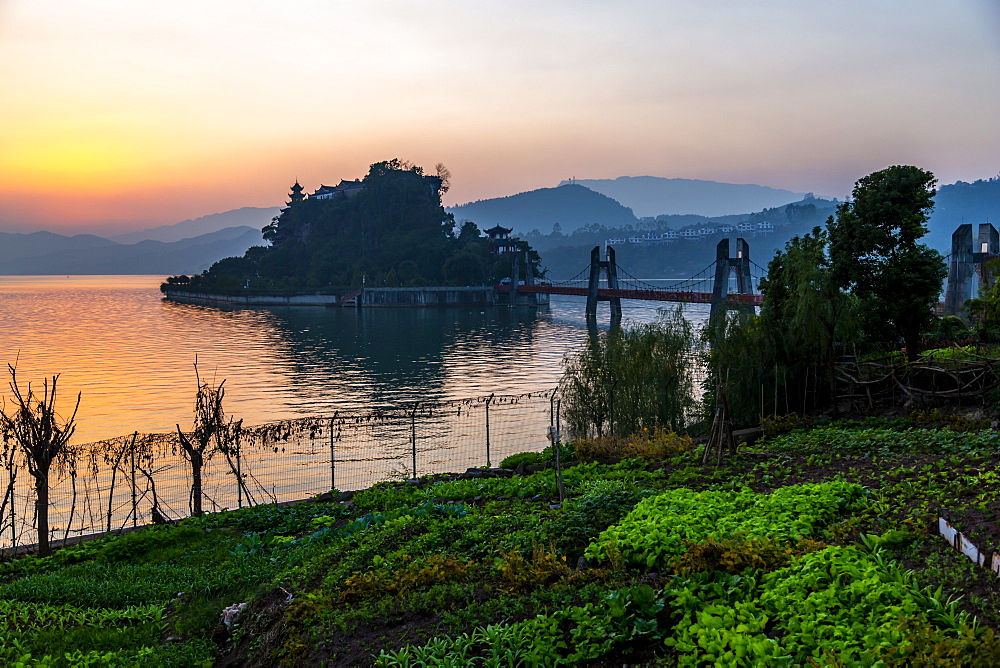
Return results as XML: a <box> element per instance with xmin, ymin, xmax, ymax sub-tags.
<box><xmin>606</xmin><ymin>221</ymin><xmax>775</xmax><ymax>248</ymax></box>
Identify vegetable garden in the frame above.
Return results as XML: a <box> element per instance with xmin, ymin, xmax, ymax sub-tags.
<box><xmin>0</xmin><ymin>416</ymin><xmax>999</xmax><ymax>665</ymax></box>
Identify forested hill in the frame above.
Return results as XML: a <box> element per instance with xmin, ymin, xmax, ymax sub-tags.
<box><xmin>447</xmin><ymin>184</ymin><xmax>637</xmax><ymax>235</ymax></box>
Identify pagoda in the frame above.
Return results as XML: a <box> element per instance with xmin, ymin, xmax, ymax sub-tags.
<box><xmin>485</xmin><ymin>225</ymin><xmax>517</xmax><ymax>255</ymax></box>
<box><xmin>288</xmin><ymin>180</ymin><xmax>305</xmax><ymax>204</ymax></box>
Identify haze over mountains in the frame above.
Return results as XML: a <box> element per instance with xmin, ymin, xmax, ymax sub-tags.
<box><xmin>450</xmin><ymin>176</ymin><xmax>1000</xmax><ymax>258</ymax></box>
<box><xmin>110</xmin><ymin>207</ymin><xmax>280</xmax><ymax>244</ymax></box>
<box><xmin>2</xmin><ymin>175</ymin><xmax>998</xmax><ymax>275</ymax></box>
<box><xmin>558</xmin><ymin>176</ymin><xmax>817</xmax><ymax>218</ymax></box>
<box><xmin>0</xmin><ymin>226</ymin><xmax>264</xmax><ymax>276</ymax></box>
<box><xmin>0</xmin><ymin>207</ymin><xmax>281</xmax><ymax>275</ymax></box>
<box><xmin>447</xmin><ymin>177</ymin><xmax>837</xmax><ymax>237</ymax></box>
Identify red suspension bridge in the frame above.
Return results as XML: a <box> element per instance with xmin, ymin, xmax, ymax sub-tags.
<box><xmin>496</xmin><ymin>238</ymin><xmax>765</xmax><ymax>322</ymax></box>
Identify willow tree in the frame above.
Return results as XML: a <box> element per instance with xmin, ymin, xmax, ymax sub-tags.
<box><xmin>705</xmin><ymin>228</ymin><xmax>860</xmax><ymax>425</ymax></box>
<box><xmin>562</xmin><ymin>308</ymin><xmax>697</xmax><ymax>438</ymax></box>
<box><xmin>0</xmin><ymin>365</ymin><xmax>80</xmax><ymax>557</ymax></box>
<box><xmin>759</xmin><ymin>227</ymin><xmax>857</xmax><ymax>414</ymax></box>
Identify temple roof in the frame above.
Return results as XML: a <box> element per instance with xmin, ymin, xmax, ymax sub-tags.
<box><xmin>485</xmin><ymin>225</ymin><xmax>513</xmax><ymax>237</ymax></box>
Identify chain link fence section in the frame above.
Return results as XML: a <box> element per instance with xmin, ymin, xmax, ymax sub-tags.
<box><xmin>0</xmin><ymin>390</ymin><xmax>558</xmax><ymax>553</ymax></box>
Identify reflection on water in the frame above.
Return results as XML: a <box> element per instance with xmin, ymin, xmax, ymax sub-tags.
<box><xmin>0</xmin><ymin>276</ymin><xmax>709</xmax><ymax>443</ymax></box>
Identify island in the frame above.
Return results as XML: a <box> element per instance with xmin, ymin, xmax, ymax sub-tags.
<box><xmin>161</xmin><ymin>159</ymin><xmax>545</xmax><ymax>307</ymax></box>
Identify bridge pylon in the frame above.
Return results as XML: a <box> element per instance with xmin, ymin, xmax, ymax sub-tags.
<box><xmin>586</xmin><ymin>246</ymin><xmax>622</xmax><ymax>323</ymax></box>
<box><xmin>944</xmin><ymin>223</ymin><xmax>998</xmax><ymax>317</ymax></box>
<box><xmin>710</xmin><ymin>238</ymin><xmax>753</xmax><ymax>326</ymax></box>
<box><xmin>507</xmin><ymin>251</ymin><xmax>537</xmax><ymax>306</ymax></box>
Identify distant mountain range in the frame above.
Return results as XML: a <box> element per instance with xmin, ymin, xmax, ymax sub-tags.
<box><xmin>448</xmin><ymin>178</ymin><xmax>835</xmax><ymax>236</ymax></box>
<box><xmin>0</xmin><ymin>226</ymin><xmax>263</xmax><ymax>275</ymax></box>
<box><xmin>110</xmin><ymin>206</ymin><xmax>280</xmax><ymax>244</ymax></box>
<box><xmin>506</xmin><ymin>177</ymin><xmax>1000</xmax><ymax>279</ymax></box>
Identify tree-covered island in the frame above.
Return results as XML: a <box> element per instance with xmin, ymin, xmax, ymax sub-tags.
<box><xmin>163</xmin><ymin>159</ymin><xmax>541</xmax><ymax>294</ymax></box>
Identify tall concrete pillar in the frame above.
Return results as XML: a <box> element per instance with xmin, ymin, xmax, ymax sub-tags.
<box><xmin>585</xmin><ymin>246</ymin><xmax>622</xmax><ymax>321</ymax></box>
<box><xmin>711</xmin><ymin>237</ymin><xmax>755</xmax><ymax>326</ymax></box>
<box><xmin>944</xmin><ymin>223</ymin><xmax>998</xmax><ymax>316</ymax></box>
<box><xmin>976</xmin><ymin>223</ymin><xmax>999</xmax><ymax>289</ymax></box>
<box><xmin>509</xmin><ymin>252</ymin><xmax>521</xmax><ymax>306</ymax></box>
<box><xmin>710</xmin><ymin>239</ymin><xmax>731</xmax><ymax>326</ymax></box>
<box><xmin>606</xmin><ymin>246</ymin><xmax>622</xmax><ymax>320</ymax></box>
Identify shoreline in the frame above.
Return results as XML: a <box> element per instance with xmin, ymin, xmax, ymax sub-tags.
<box><xmin>161</xmin><ymin>286</ymin><xmax>548</xmax><ymax>307</ymax></box>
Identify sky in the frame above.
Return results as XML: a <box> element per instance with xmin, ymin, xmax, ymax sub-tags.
<box><xmin>1</xmin><ymin>0</ymin><xmax>999</xmax><ymax>234</ymax></box>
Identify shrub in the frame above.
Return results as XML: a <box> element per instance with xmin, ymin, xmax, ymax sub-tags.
<box><xmin>760</xmin><ymin>413</ymin><xmax>815</xmax><ymax>438</ymax></box>
<box><xmin>498</xmin><ymin>451</ymin><xmax>545</xmax><ymax>469</ymax></box>
<box><xmin>498</xmin><ymin>442</ymin><xmax>575</xmax><ymax>470</ymax></box>
<box><xmin>495</xmin><ymin>543</ymin><xmax>572</xmax><ymax>590</ymax></box>
<box><xmin>575</xmin><ymin>428</ymin><xmax>693</xmax><ymax>461</ymax></box>
<box><xmin>562</xmin><ymin>308</ymin><xmax>697</xmax><ymax>439</ymax></box>
<box><xmin>670</xmin><ymin>535</ymin><xmax>828</xmax><ymax>576</ymax></box>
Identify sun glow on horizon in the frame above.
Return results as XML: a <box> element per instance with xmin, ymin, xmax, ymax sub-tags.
<box><xmin>0</xmin><ymin>1</ymin><xmax>998</xmax><ymax>232</ymax></box>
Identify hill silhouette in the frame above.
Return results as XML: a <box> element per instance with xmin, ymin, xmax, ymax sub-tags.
<box><xmin>448</xmin><ymin>184</ymin><xmax>637</xmax><ymax>234</ymax></box>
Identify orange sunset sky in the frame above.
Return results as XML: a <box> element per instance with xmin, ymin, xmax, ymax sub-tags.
<box><xmin>2</xmin><ymin>0</ymin><xmax>999</xmax><ymax>235</ymax></box>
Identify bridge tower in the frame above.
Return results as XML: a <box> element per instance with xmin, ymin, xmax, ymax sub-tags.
<box><xmin>944</xmin><ymin>223</ymin><xmax>999</xmax><ymax>317</ymax></box>
<box><xmin>508</xmin><ymin>251</ymin><xmax>536</xmax><ymax>306</ymax></box>
<box><xmin>710</xmin><ymin>237</ymin><xmax>753</xmax><ymax>326</ymax></box>
<box><xmin>586</xmin><ymin>245</ymin><xmax>622</xmax><ymax>322</ymax></box>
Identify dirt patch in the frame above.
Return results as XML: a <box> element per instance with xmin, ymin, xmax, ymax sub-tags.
<box><xmin>216</xmin><ymin>586</ymin><xmax>295</xmax><ymax>667</ymax></box>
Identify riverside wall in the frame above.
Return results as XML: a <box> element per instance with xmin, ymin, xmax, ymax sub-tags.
<box><xmin>162</xmin><ymin>287</ymin><xmax>548</xmax><ymax>307</ymax></box>
<box><xmin>161</xmin><ymin>290</ymin><xmax>343</xmax><ymax>306</ymax></box>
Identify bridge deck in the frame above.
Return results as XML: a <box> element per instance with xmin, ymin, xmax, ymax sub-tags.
<box><xmin>496</xmin><ymin>284</ymin><xmax>761</xmax><ymax>306</ymax></box>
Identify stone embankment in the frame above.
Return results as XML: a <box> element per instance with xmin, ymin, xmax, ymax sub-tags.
<box><xmin>162</xmin><ymin>286</ymin><xmax>547</xmax><ymax>307</ymax></box>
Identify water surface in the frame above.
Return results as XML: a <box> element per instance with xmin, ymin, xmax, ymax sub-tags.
<box><xmin>0</xmin><ymin>276</ymin><xmax>708</xmax><ymax>443</ymax></box>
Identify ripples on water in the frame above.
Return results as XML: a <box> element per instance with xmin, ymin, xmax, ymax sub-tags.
<box><xmin>0</xmin><ymin>276</ymin><xmax>710</xmax><ymax>442</ymax></box>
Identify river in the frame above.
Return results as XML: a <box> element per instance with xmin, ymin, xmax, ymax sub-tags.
<box><xmin>0</xmin><ymin>275</ymin><xmax>710</xmax><ymax>444</ymax></box>
<box><xmin>0</xmin><ymin>275</ymin><xmax>715</xmax><ymax>543</ymax></box>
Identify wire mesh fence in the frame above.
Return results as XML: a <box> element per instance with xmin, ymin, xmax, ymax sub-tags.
<box><xmin>0</xmin><ymin>390</ymin><xmax>561</xmax><ymax>553</ymax></box>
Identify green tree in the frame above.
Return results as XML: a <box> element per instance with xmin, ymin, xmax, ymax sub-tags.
<box><xmin>827</xmin><ymin>166</ymin><xmax>945</xmax><ymax>360</ymax></box>
<box><xmin>456</xmin><ymin>221</ymin><xmax>481</xmax><ymax>245</ymax></box>
<box><xmin>443</xmin><ymin>251</ymin><xmax>485</xmax><ymax>285</ymax></box>
<box><xmin>965</xmin><ymin>258</ymin><xmax>1000</xmax><ymax>338</ymax></box>
<box><xmin>398</xmin><ymin>260</ymin><xmax>420</xmax><ymax>284</ymax></box>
